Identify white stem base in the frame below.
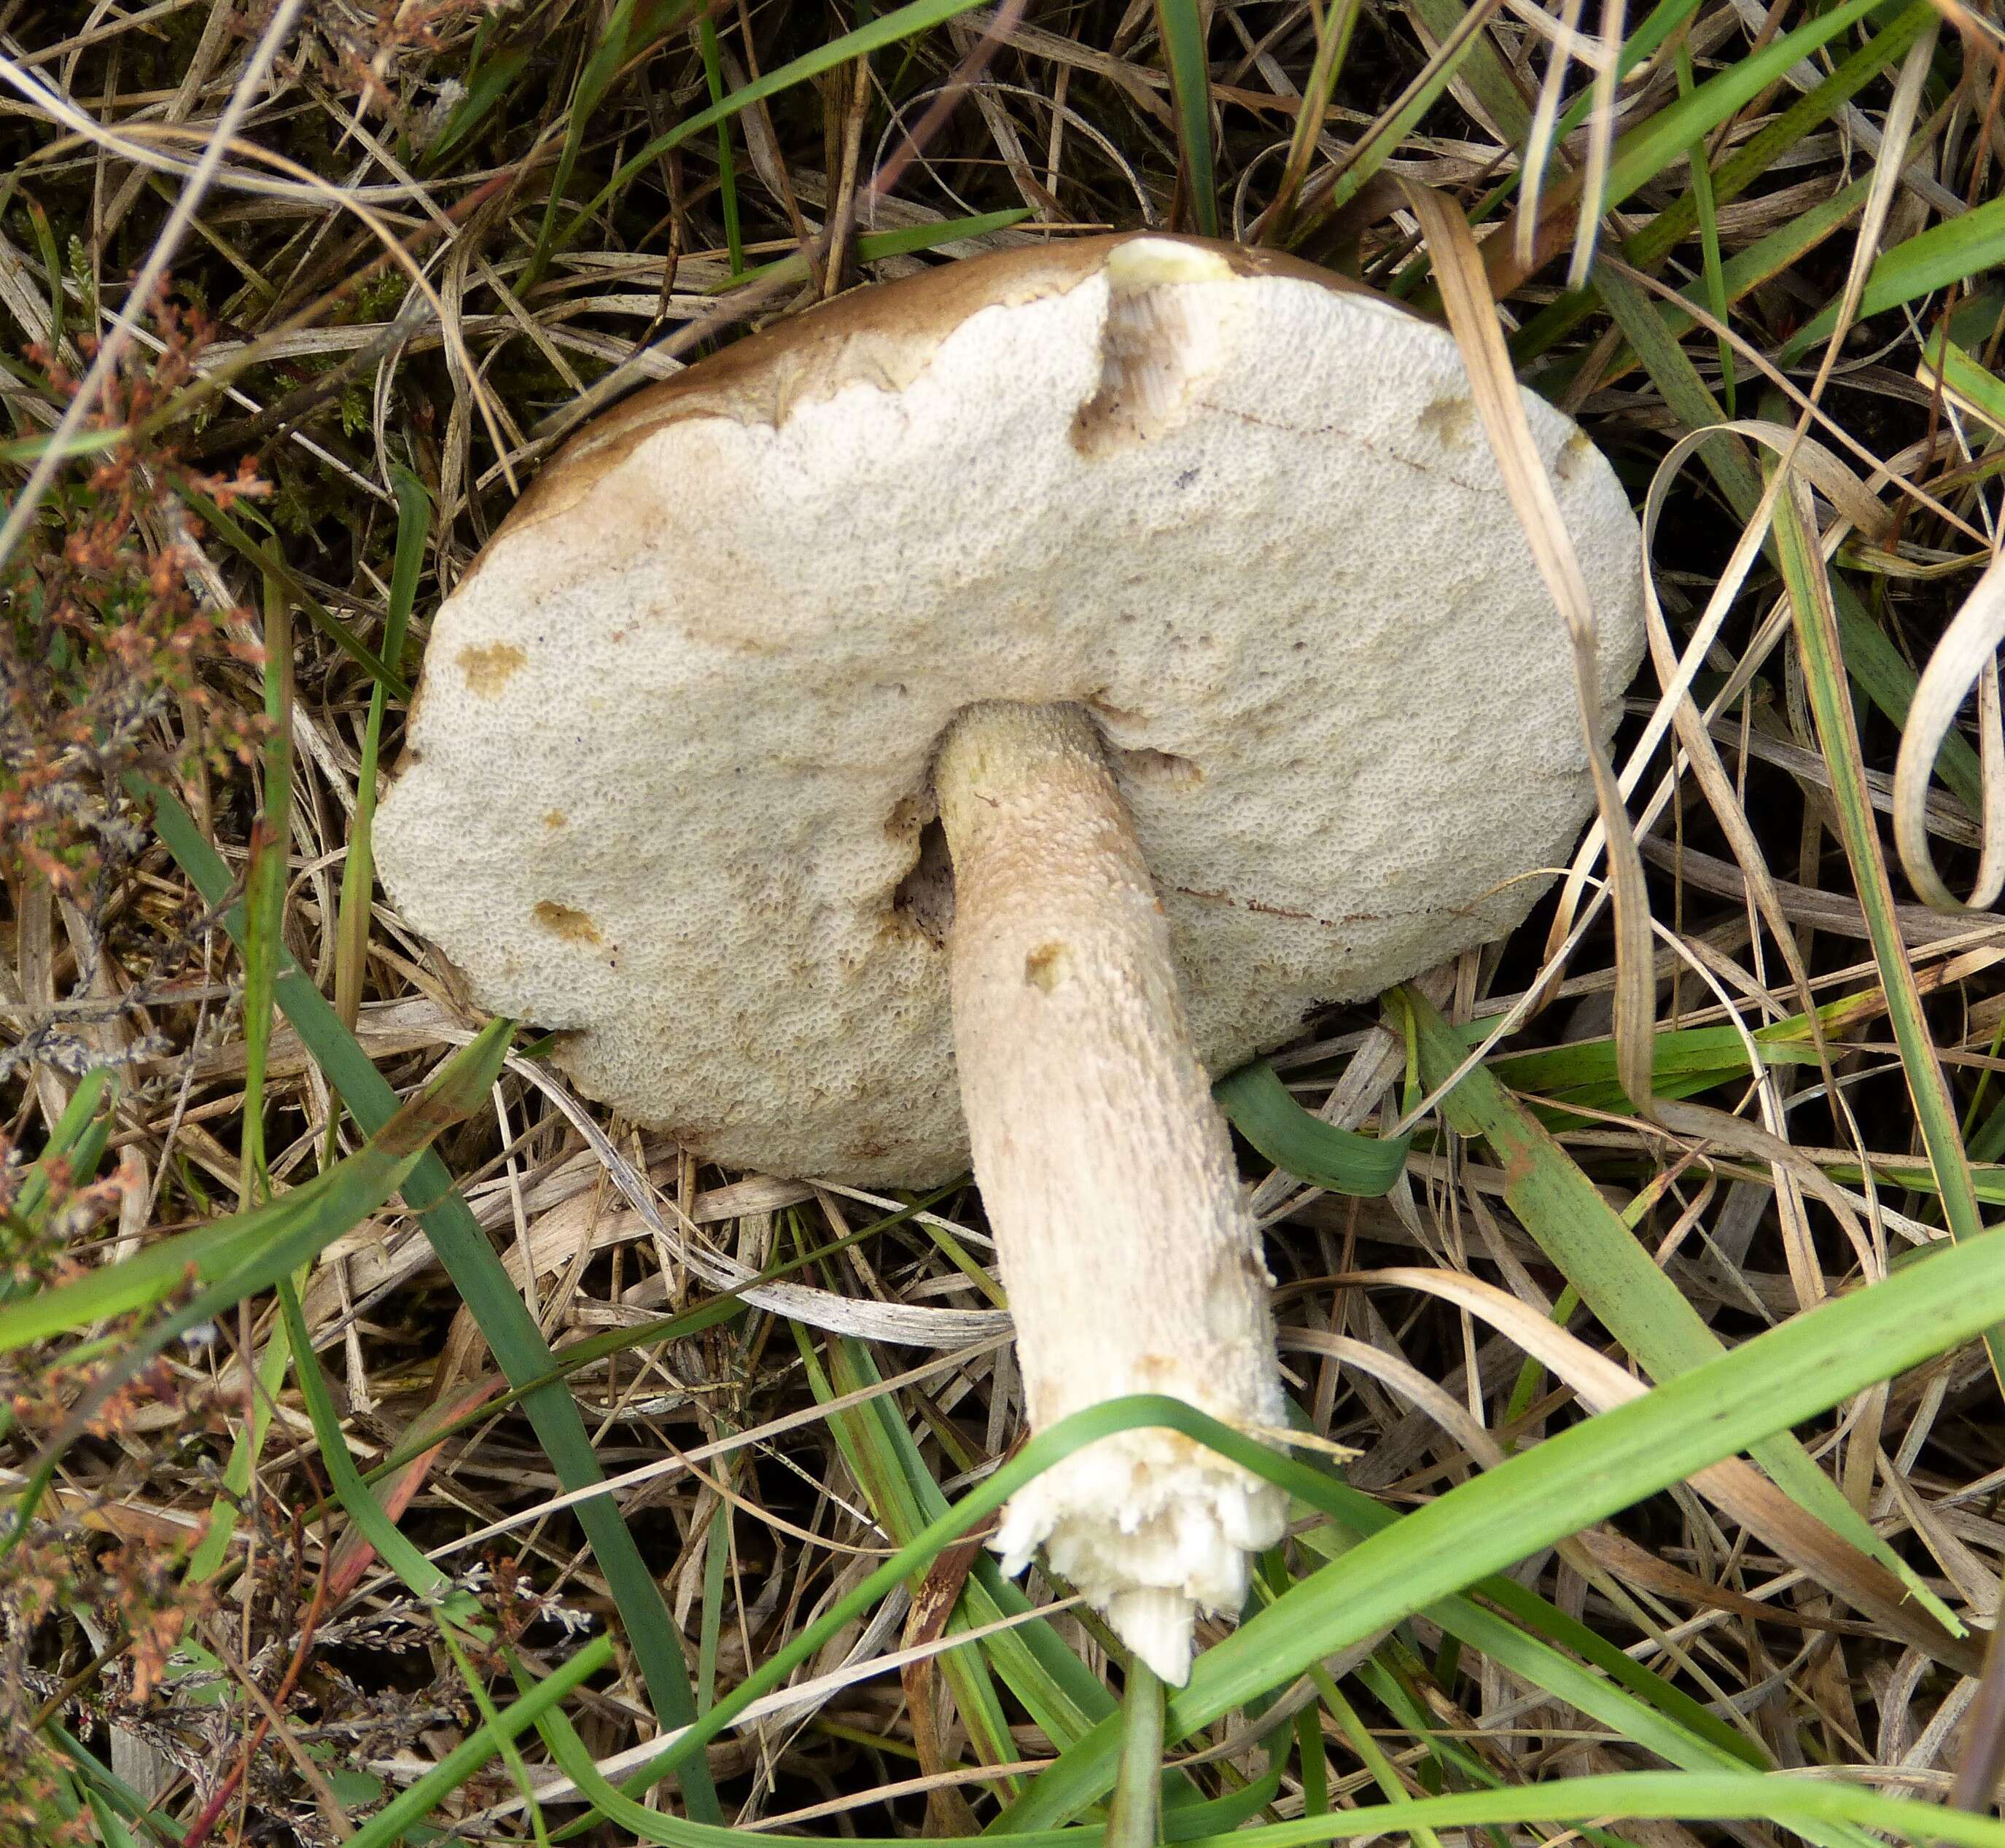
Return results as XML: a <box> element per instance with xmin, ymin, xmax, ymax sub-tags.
<box><xmin>934</xmin><ymin>701</ymin><xmax>1287</xmax><ymax>1685</ymax></box>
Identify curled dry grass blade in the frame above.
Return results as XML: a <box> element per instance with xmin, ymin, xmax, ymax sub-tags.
<box><xmin>1896</xmin><ymin>551</ymin><xmax>2005</xmax><ymax>913</ymax></box>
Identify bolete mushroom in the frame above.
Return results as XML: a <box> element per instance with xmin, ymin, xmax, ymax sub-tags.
<box><xmin>375</xmin><ymin>233</ymin><xmax>1646</xmax><ymax>1683</ymax></box>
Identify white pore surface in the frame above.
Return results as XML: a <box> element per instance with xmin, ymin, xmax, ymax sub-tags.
<box><xmin>377</xmin><ymin>246</ymin><xmax>1646</xmax><ymax>1183</ymax></box>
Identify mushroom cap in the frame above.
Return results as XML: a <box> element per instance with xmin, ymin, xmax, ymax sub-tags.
<box><xmin>375</xmin><ymin>233</ymin><xmax>1646</xmax><ymax>1185</ymax></box>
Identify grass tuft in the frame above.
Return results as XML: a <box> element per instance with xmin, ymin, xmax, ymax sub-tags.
<box><xmin>4</xmin><ymin>0</ymin><xmax>2005</xmax><ymax>1841</ymax></box>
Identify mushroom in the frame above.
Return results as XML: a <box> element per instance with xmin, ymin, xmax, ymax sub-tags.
<box><xmin>375</xmin><ymin>233</ymin><xmax>1646</xmax><ymax>1684</ymax></box>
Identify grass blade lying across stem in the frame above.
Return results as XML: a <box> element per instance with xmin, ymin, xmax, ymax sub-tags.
<box><xmin>987</xmin><ymin>1213</ymin><xmax>2005</xmax><ymax>1831</ymax></box>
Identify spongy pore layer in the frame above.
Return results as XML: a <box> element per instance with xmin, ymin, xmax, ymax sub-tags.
<box><xmin>375</xmin><ymin>234</ymin><xmax>1647</xmax><ymax>1185</ymax></box>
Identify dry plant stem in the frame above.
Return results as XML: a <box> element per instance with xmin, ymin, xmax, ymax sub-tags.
<box><xmin>933</xmin><ymin>699</ymin><xmax>1286</xmax><ymax>1686</ymax></box>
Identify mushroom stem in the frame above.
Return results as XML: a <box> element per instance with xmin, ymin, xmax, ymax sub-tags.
<box><xmin>933</xmin><ymin>700</ymin><xmax>1287</xmax><ymax>1685</ymax></box>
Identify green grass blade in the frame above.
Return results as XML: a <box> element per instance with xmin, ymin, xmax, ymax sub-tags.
<box><xmin>176</xmin><ymin>488</ymin><xmax>408</xmax><ymax>699</ymax></box>
<box><xmin>274</xmin><ymin>1275</ymin><xmax>487</xmax><ymax>1630</ymax></box>
<box><xmin>240</xmin><ymin>575</ymin><xmax>292</xmax><ymax>1203</ymax></box>
<box><xmin>808</xmin><ymin>1329</ymin><xmax>1026</xmax><ymax>1779</ymax></box>
<box><xmin>639</xmin><ymin>1175</ymin><xmax>2005</xmax><ymax>1814</ymax></box>
<box><xmin>1295</xmin><ymin>1485</ymin><xmax>1764</xmax><ymax>1771</ymax></box>
<box><xmin>184</xmin><ymin>1327</ymin><xmax>292</xmax><ymax>1581</ymax></box>
<box><xmin>697</xmin><ymin>18</ymin><xmax>745</xmax><ymax>277</ymax></box>
<box><xmin>0</xmin><ymin>1022</ymin><xmax>501</xmax><ymax>1354</ymax></box>
<box><xmin>0</xmin><ymin>1178</ymin><xmax>292</xmax><ymax>1352</ymax></box>
<box><xmin>1673</xmin><ymin>42</ymin><xmax>1732</xmax><ymax>414</ymax></box>
<box><xmin>40</xmin><ymin>1724</ymin><xmax>180</xmax><ymax>1848</ymax></box>
<box><xmin>1106</xmin><ymin>1662</ymin><xmax>1164</xmax><ymax>1848</ymax></box>
<box><xmin>1264</xmin><ymin>0</ymin><xmax>1364</xmax><ymax>243</ymax></box>
<box><xmin>1304</xmin><ymin>0</ymin><xmax>1578</xmax><ymax>231</ymax></box>
<box><xmin>1783</xmin><ymin>195</ymin><xmax>2005</xmax><ymax>361</ymax></box>
<box><xmin>987</xmin><ymin>1217</ymin><xmax>2005</xmax><ymax>1830</ymax></box>
<box><xmin>1924</xmin><ymin>320</ymin><xmax>2005</xmax><ymax>433</ymax></box>
<box><xmin>1507</xmin><ymin>2</ymin><xmax>1934</xmax><ymax>360</ymax></box>
<box><xmin>343</xmin><ymin>1634</ymin><xmax>618</xmax><ymax>1848</ymax></box>
<box><xmin>1156</xmin><ymin>0</ymin><xmax>1218</xmax><ymax>235</ymax></box>
<box><xmin>335</xmin><ymin>466</ymin><xmax>428</xmax><ymax>1033</ymax></box>
<box><xmin>1215</xmin><ymin>1060</ymin><xmax>1411</xmax><ymax>1196</ymax></box>
<box><xmin>1</xmin><ymin>1023</ymin><xmax>512</xmax><ymax>1543</ymax></box>
<box><xmin>1180</xmin><ymin>1769</ymin><xmax>2005</xmax><ymax>1848</ymax></box>
<box><xmin>567</xmin><ymin>0</ymin><xmax>1001</xmax><ymax>243</ymax></box>
<box><xmin>1772</xmin><ymin>481</ymin><xmax>2003</xmax><ymax>1379</ymax></box>
<box><xmin>523</xmin><ymin>0</ymin><xmax>698</xmax><ymax>292</ymax></box>
<box><xmin>12</xmin><ymin>1067</ymin><xmax>114</xmax><ymax>1230</ymax></box>
<box><xmin>1401</xmin><ymin>0</ymin><xmax>1528</xmax><ymax>144</ymax></box>
<box><xmin>422</xmin><ymin>36</ymin><xmax>532</xmax><ymax>165</ymax></box>
<box><xmin>1597</xmin><ymin>176</ymin><xmax>1870</xmax><ymax>378</ymax></box>
<box><xmin>1588</xmin><ymin>0</ymin><xmax>1882</xmax><ymax>260</ymax></box>
<box><xmin>1394</xmin><ymin>0</ymin><xmax>1876</xmax><ymax>298</ymax></box>
<box><xmin>723</xmin><ymin>208</ymin><xmax>1032</xmax><ymax>289</ymax></box>
<box><xmin>136</xmin><ymin>775</ymin><xmax>723</xmax><ymax>1822</ymax></box>
<box><xmin>828</xmin><ymin>1331</ymin><xmax>1121</xmax><ymax>1746</ymax></box>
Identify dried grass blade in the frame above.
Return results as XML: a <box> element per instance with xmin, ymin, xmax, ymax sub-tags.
<box><xmin>1398</xmin><ymin>179</ymin><xmax>1654</xmax><ymax>1107</ymax></box>
<box><xmin>1588</xmin><ymin>261</ymin><xmax>1981</xmax><ymax>811</ymax></box>
<box><xmin>0</xmin><ymin>0</ymin><xmax>308</xmax><ymax>572</ymax></box>
<box><xmin>1894</xmin><ymin>551</ymin><xmax>2005</xmax><ymax>913</ymax></box>
<box><xmin>1796</xmin><ymin>14</ymin><xmax>1940</xmax><ymax>397</ymax></box>
<box><xmin>1561</xmin><ymin>0</ymin><xmax>1622</xmax><ymax>289</ymax></box>
<box><xmin>1513</xmin><ymin>0</ymin><xmax>1585</xmax><ymax>273</ymax></box>
<box><xmin>1396</xmin><ymin>983</ymin><xmax>1959</xmax><ymax>1630</ymax></box>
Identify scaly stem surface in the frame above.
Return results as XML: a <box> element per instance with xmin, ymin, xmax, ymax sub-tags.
<box><xmin>933</xmin><ymin>699</ymin><xmax>1285</xmax><ymax>1684</ymax></box>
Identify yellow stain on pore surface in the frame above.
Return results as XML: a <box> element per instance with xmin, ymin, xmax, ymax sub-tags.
<box><xmin>458</xmin><ymin>642</ymin><xmax>529</xmax><ymax>695</ymax></box>
<box><xmin>534</xmin><ymin>900</ymin><xmax>601</xmax><ymax>943</ymax></box>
